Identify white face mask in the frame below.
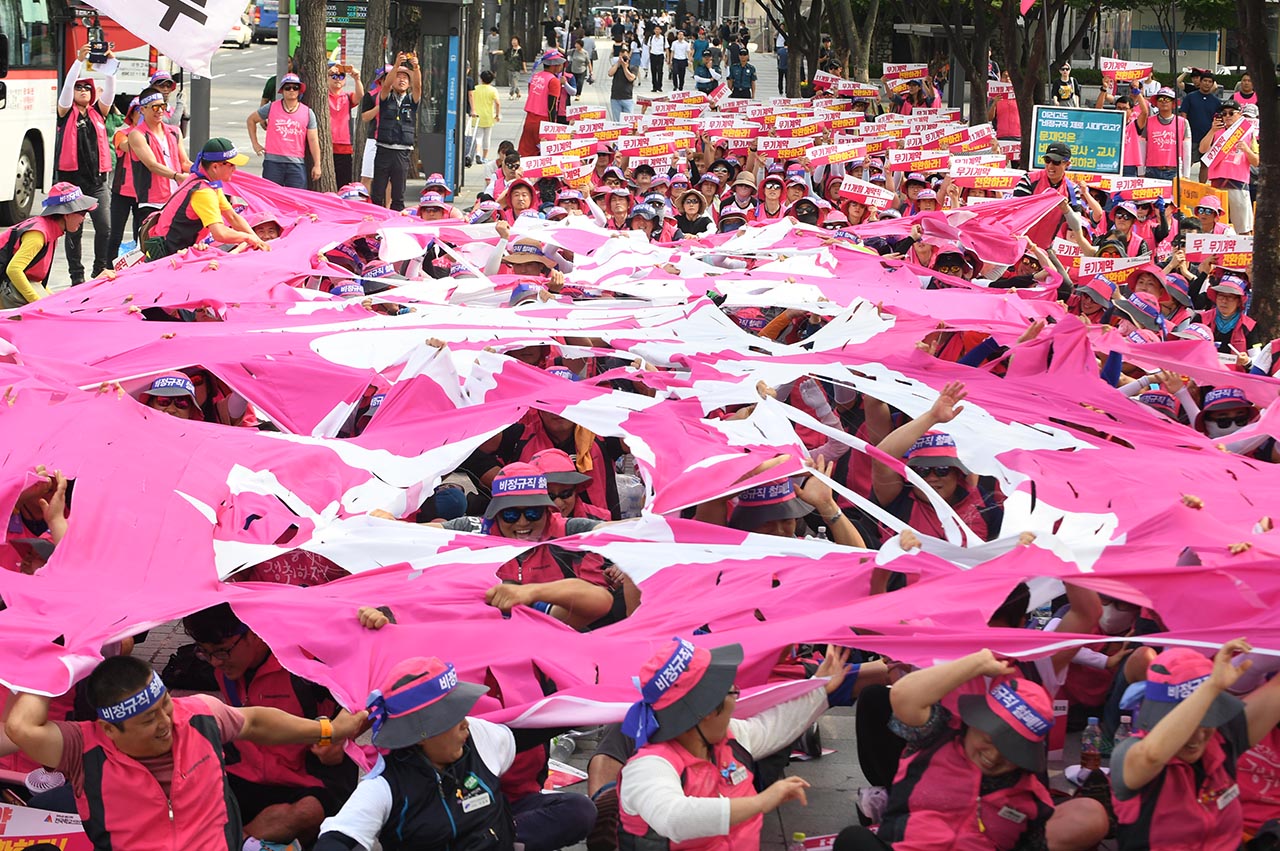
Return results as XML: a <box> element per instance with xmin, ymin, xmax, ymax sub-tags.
<box><xmin>1098</xmin><ymin>603</ymin><xmax>1137</xmax><ymax>635</ymax></box>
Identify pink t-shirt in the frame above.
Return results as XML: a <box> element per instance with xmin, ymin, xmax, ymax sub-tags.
<box><xmin>54</xmin><ymin>694</ymin><xmax>245</xmax><ymax>799</ymax></box>
<box><xmin>328</xmin><ymin>91</ymin><xmax>358</xmax><ymax>151</ymax></box>
<box><xmin>1207</xmin><ymin>122</ymin><xmax>1252</xmax><ymax>184</ymax></box>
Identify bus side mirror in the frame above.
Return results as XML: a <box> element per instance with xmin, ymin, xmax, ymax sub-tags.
<box><xmin>0</xmin><ymin>34</ymin><xmax>9</xmax><ymax>78</ymax></box>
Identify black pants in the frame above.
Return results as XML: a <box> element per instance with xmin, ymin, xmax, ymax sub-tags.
<box><xmin>332</xmin><ymin>152</ymin><xmax>353</xmax><ymax>187</ymax></box>
<box><xmin>855</xmin><ymin>684</ymin><xmax>906</xmax><ymax>787</ymax></box>
<box><xmin>371</xmin><ymin>145</ymin><xmax>411</xmax><ymax>211</ymax></box>
<box><xmin>670</xmin><ymin>58</ymin><xmax>688</xmax><ymax>89</ymax></box>
<box><xmin>834</xmin><ymin>826</ymin><xmax>892</xmax><ymax>850</ymax></box>
<box><xmin>57</xmin><ymin>175</ymin><xmax>111</xmax><ymax>283</ymax></box>
<box><xmin>107</xmin><ymin>193</ymin><xmax>140</xmax><ymax>263</ymax></box>
<box><xmin>649</xmin><ymin>53</ymin><xmax>664</xmax><ymax>90</ymax></box>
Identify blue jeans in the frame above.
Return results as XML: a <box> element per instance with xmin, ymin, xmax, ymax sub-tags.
<box><xmin>608</xmin><ymin>98</ymin><xmax>635</xmax><ymax>122</ymax></box>
<box><xmin>1122</xmin><ymin>165</ymin><xmax>1139</xmax><ymax>177</ymax></box>
<box><xmin>262</xmin><ymin>158</ymin><xmax>307</xmax><ymax>189</ymax></box>
<box><xmin>1145</xmin><ymin>166</ymin><xmax>1177</xmax><ymax>181</ymax></box>
<box><xmin>511</xmin><ymin>790</ymin><xmax>596</xmax><ymax>851</ymax></box>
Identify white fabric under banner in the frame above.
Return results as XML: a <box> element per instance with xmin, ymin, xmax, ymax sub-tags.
<box><xmin>82</xmin><ymin>0</ymin><xmax>246</xmax><ymax>76</ymax></box>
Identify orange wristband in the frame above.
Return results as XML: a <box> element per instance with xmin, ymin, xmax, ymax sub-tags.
<box><xmin>317</xmin><ymin>716</ymin><xmax>333</xmax><ymax>747</ymax></box>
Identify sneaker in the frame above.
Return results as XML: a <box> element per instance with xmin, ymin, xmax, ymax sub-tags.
<box><xmin>463</xmin><ymin>155</ymin><xmax>472</xmax><ymax>167</ymax></box>
<box><xmin>856</xmin><ymin>786</ymin><xmax>888</xmax><ymax>826</ymax></box>
<box><xmin>587</xmin><ymin>784</ymin><xmax>619</xmax><ymax>851</ymax></box>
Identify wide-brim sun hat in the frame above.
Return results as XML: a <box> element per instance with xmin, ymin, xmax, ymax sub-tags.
<box><xmin>958</xmin><ymin>675</ymin><xmax>1054</xmax><ymax>773</ymax></box>
<box><xmin>367</xmin><ymin>656</ymin><xmax>489</xmax><ymax>749</ymax></box>
<box><xmin>623</xmin><ymin>638</ymin><xmax>744</xmax><ymax>746</ymax></box>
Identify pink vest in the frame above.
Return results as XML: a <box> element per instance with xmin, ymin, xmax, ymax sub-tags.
<box><xmin>493</xmin><ymin>511</ymin><xmax>609</xmax><ymax>587</ymax></box>
<box><xmin>328</xmin><ymin>92</ymin><xmax>354</xmax><ymax>147</ymax></box>
<box><xmin>129</xmin><ymin>123</ymin><xmax>185</xmax><ymax>206</ymax></box>
<box><xmin>0</xmin><ymin>215</ymin><xmax>64</xmax><ymax>287</ymax></box>
<box><xmin>1207</xmin><ymin>124</ymin><xmax>1252</xmax><ymax>184</ymax></box>
<box><xmin>993</xmin><ymin>99</ymin><xmax>1020</xmax><ymax>139</ymax></box>
<box><xmin>77</xmin><ymin>697</ymin><xmax>238</xmax><ymax>851</ymax></box>
<box><xmin>517</xmin><ymin>411</ymin><xmax>609</xmax><ymax>510</ymax></box>
<box><xmin>265</xmin><ymin>100</ymin><xmax>312</xmax><ymax>159</ymax></box>
<box><xmin>1114</xmin><ymin>730</ymin><xmax>1243</xmax><ymax>850</ymax></box>
<box><xmin>56</xmin><ymin>105</ymin><xmax>111</xmax><ymax>174</ymax></box>
<box><xmin>1145</xmin><ymin>115</ymin><xmax>1187</xmax><ymax>169</ymax></box>
<box><xmin>882</xmin><ymin>724</ymin><xmax>1052</xmax><ymax>850</ymax></box>
<box><xmin>525</xmin><ymin>71</ymin><xmax>557</xmax><ymax>118</ymax></box>
<box><xmin>1123</xmin><ymin>114</ymin><xmax>1144</xmax><ymax>167</ymax></box>
<box><xmin>216</xmin><ymin>654</ymin><xmax>324</xmax><ymax>790</ymax></box>
<box><xmin>1233</xmin><ymin>90</ymin><xmax>1258</xmax><ymax>107</ymax></box>
<box><xmin>618</xmin><ymin>736</ymin><xmax>761</xmax><ymax>850</ymax></box>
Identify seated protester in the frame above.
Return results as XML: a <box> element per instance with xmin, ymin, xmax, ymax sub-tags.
<box><xmin>336</xmin><ymin>182</ymin><xmax>371</xmax><ymax>202</ymax></box>
<box><xmin>618</xmin><ymin>638</ymin><xmax>852</xmax><ymax>849</ymax></box>
<box><xmin>631</xmin><ymin>163</ymin><xmax>656</xmax><ymax>197</ymax></box>
<box><xmin>146</xmin><ymin>138</ymin><xmax>268</xmax><ymax>259</ymax></box>
<box><xmin>898</xmin><ymin>172</ymin><xmax>929</xmax><ymax>215</ymax></box>
<box><xmin>0</xmin><ymin>183</ymin><xmax>100</xmax><ymax>308</ymax></box>
<box><xmin>492</xmin><ymin>237</ymin><xmax>567</xmax><ymax>291</ymax></box>
<box><xmin>628</xmin><ymin>203</ymin><xmax>679</xmax><ymax>242</ymax></box>
<box><xmin>182</xmin><ymin>605</ymin><xmax>359</xmax><ymax>847</ymax></box>
<box><xmin>436</xmin><ymin>463</ymin><xmax>620</xmax><ymax>631</ymax></box>
<box><xmin>1094</xmin><ymin>200</ymin><xmax>1151</xmax><ymax>257</ymax></box>
<box><xmin>786</xmin><ymin>175</ymin><xmax>811</xmax><ymax>207</ymax></box>
<box><xmin>1112</xmin><ymin>641</ymin><xmax>1280</xmax><ymax>851</ymax></box>
<box><xmin>1129</xmin><ymin>197</ymin><xmax>1172</xmax><ymax>255</ymax></box>
<box><xmin>604</xmin><ymin>187</ymin><xmax>633</xmax><ymax>230</ymax></box>
<box><xmin>871</xmin><ymin>382</ymin><xmax>1000</xmax><ymax>546</ymax></box>
<box><xmin>913</xmin><ymin>188</ymin><xmax>940</xmax><ymax>213</ymax></box>
<box><xmin>674</xmin><ymin>188</ymin><xmax>714</xmax><ymax>236</ymax></box>
<box><xmin>1125</xmin><ymin>263</ymin><xmax>1192</xmax><ymax>332</ymax></box>
<box><xmin>531</xmin><ymin>447</ymin><xmax>611</xmax><ymax>520</ymax></box>
<box><xmin>1112</xmin><ymin>289</ymin><xmax>1169</xmax><ymax>342</ymax></box>
<box><xmin>717</xmin><ymin>204</ymin><xmax>750</xmax><ymax>234</ymax></box>
<box><xmin>713</xmin><ymin>468</ymin><xmax>865</xmax><ymax>548</ymax></box>
<box><xmin>136</xmin><ymin>372</ymin><xmax>203</xmax><ymax>421</ymax></box>
<box><xmin>499</xmin><ymin>176</ymin><xmax>538</xmax><ymax>223</ymax></box>
<box><xmin>6</xmin><ymin>656</ymin><xmax>364</xmax><ymax>851</ymax></box>
<box><xmin>313</xmin><ymin>658</ymin><xmax>521</xmax><ymax>851</ymax></box>
<box><xmin>787</xmin><ymin>195</ymin><xmax>824</xmax><ymax>228</ymax></box>
<box><xmin>996</xmin><ymin>244</ymin><xmax>1067</xmax><ymax>293</ymax></box>
<box><xmin>1194</xmin><ymin>387</ymin><xmax>1279</xmax><ymax>462</ymax></box>
<box><xmin>1060</xmin><ymin>594</ymin><xmax>1165</xmax><ymax>736</ymax></box>
<box><xmin>1198</xmin><ymin>274</ymin><xmax>1258</xmax><ymax>364</ymax></box>
<box><xmin>246</xmin><ymin>210</ymin><xmax>286</xmax><ymax>243</ymax></box>
<box><xmin>697</xmin><ymin>173</ymin><xmax>723</xmax><ymax>212</ymax></box>
<box><xmin>752</xmin><ymin>174</ymin><xmax>787</xmax><ymax>222</ymax></box>
<box><xmin>1068</xmin><ymin>276</ymin><xmax>1118</xmax><ymax>324</ymax></box>
<box><xmin>414</xmin><ymin>190</ymin><xmax>450</xmax><ymax>222</ymax></box>
<box><xmin>719</xmin><ymin>173</ymin><xmax>757</xmax><ymax>224</ymax></box>
<box><xmin>834</xmin><ymin>650</ymin><xmax>1109</xmax><ymax>851</ymax></box>
<box><xmin>1194</xmin><ymin>195</ymin><xmax>1235</xmax><ymax>236</ymax></box>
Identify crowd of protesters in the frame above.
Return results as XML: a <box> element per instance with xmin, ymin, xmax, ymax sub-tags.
<box><xmin>1</xmin><ymin>13</ymin><xmax>1279</xmax><ymax>851</ymax></box>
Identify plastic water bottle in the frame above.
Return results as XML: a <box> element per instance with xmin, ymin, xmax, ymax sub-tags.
<box><xmin>549</xmin><ymin>735</ymin><xmax>576</xmax><ymax>764</ymax></box>
<box><xmin>1114</xmin><ymin>714</ymin><xmax>1133</xmax><ymax>748</ymax></box>
<box><xmin>1081</xmin><ymin>716</ymin><xmax>1102</xmax><ymax>771</ymax></box>
<box><xmin>787</xmin><ymin>833</ymin><xmax>806</xmax><ymax>851</ymax></box>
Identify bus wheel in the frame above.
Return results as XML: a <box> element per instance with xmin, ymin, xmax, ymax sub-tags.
<box><xmin>0</xmin><ymin>139</ymin><xmax>36</xmax><ymax>225</ymax></box>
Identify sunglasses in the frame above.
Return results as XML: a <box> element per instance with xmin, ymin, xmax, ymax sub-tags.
<box><xmin>547</xmin><ymin>487</ymin><xmax>578</xmax><ymax>501</ymax></box>
<box><xmin>1195</xmin><ymin>207</ymin><xmax>1218</xmax><ymax>215</ymax></box>
<box><xmin>146</xmin><ymin>103</ymin><xmax>166</xmax><ymax>112</ymax></box>
<box><xmin>156</xmin><ymin>82</ymin><xmax>175</xmax><ymax>90</ymax></box>
<box><xmin>1020</xmin><ymin>256</ymin><xmax>1042</xmax><ymax>269</ymax></box>
<box><xmin>499</xmin><ymin>506</ymin><xmax>547</xmax><ymax>523</ymax></box>
<box><xmin>915</xmin><ymin>465</ymin><xmax>955</xmax><ymax>478</ymax></box>
<box><xmin>152</xmin><ymin>396</ymin><xmax>193</xmax><ymax>410</ymax></box>
<box><xmin>281</xmin><ymin>85</ymin><xmax>301</xmax><ymax>92</ymax></box>
<box><xmin>1210</xmin><ymin>414</ymin><xmax>1252</xmax><ymax>428</ymax></box>
<box><xmin>329</xmin><ymin>73</ymin><xmax>347</xmax><ymax>80</ymax></box>
<box><xmin>74</xmin><ymin>83</ymin><xmax>93</xmax><ymax>91</ymax></box>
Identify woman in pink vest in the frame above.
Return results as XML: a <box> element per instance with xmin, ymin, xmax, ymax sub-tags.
<box><xmin>127</xmin><ymin>88</ymin><xmax>191</xmax><ymax>217</ymax></box>
<box><xmin>55</xmin><ymin>43</ymin><xmax>115</xmax><ymax>284</ymax></box>
<box><xmin>325</xmin><ymin>63</ymin><xmax>364</xmax><ymax>186</ymax></box>
<box><xmin>531</xmin><ymin>447</ymin><xmax>612</xmax><ymax>520</ymax></box>
<box><xmin>1112</xmin><ymin>641</ymin><xmax>1280</xmax><ymax>851</ymax></box>
<box><xmin>248</xmin><ymin>73</ymin><xmax>322</xmax><ymax>189</ymax></box>
<box><xmin>1200</xmin><ymin>100</ymin><xmax>1258</xmax><ymax>234</ymax></box>
<box><xmin>0</xmin><ymin>182</ymin><xmax>98</xmax><ymax>308</ymax></box>
<box><xmin>5</xmin><ymin>654</ymin><xmax>366</xmax><ymax>851</ymax></box>
<box><xmin>617</xmin><ymin>637</ymin><xmax>850</xmax><ymax>849</ymax></box>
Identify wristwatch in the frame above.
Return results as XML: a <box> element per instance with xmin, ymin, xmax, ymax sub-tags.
<box><xmin>317</xmin><ymin>716</ymin><xmax>333</xmax><ymax>747</ymax></box>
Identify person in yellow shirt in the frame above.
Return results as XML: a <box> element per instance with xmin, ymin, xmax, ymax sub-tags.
<box><xmin>469</xmin><ymin>70</ymin><xmax>501</xmax><ymax>165</ymax></box>
<box><xmin>0</xmin><ymin>182</ymin><xmax>99</xmax><ymax>308</ymax></box>
<box><xmin>144</xmin><ymin>138</ymin><xmax>267</xmax><ymax>260</ymax></box>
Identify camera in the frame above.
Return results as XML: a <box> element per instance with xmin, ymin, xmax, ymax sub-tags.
<box><xmin>88</xmin><ymin>40</ymin><xmax>109</xmax><ymax>64</ymax></box>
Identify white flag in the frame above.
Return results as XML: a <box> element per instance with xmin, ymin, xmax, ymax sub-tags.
<box><xmin>82</xmin><ymin>0</ymin><xmax>246</xmax><ymax>77</ymax></box>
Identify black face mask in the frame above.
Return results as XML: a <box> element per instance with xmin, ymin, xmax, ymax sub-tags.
<box><xmin>795</xmin><ymin>209</ymin><xmax>819</xmax><ymax>226</ymax></box>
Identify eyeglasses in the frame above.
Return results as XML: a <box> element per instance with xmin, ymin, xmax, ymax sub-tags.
<box><xmin>192</xmin><ymin>632</ymin><xmax>245</xmax><ymax>662</ymax></box>
<box><xmin>499</xmin><ymin>506</ymin><xmax>547</xmax><ymax>523</ymax></box>
<box><xmin>329</xmin><ymin>73</ymin><xmax>346</xmax><ymax>80</ymax></box>
<box><xmin>155</xmin><ymin>82</ymin><xmax>175</xmax><ymax>90</ymax></box>
<box><xmin>281</xmin><ymin>85</ymin><xmax>301</xmax><ymax>92</ymax></box>
<box><xmin>916</xmin><ymin>465</ymin><xmax>955</xmax><ymax>478</ymax></box>
<box><xmin>1210</xmin><ymin>414</ymin><xmax>1252</xmax><ymax>428</ymax></box>
<box><xmin>548</xmin><ymin>488</ymin><xmax>577</xmax><ymax>501</ymax></box>
<box><xmin>152</xmin><ymin>396</ymin><xmax>192</xmax><ymax>410</ymax></box>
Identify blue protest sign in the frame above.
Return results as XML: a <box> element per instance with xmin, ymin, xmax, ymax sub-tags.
<box><xmin>1031</xmin><ymin>106</ymin><xmax>1126</xmax><ymax>175</ymax></box>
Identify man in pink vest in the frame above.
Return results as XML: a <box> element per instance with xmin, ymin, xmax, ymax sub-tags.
<box><xmin>248</xmin><ymin>73</ymin><xmax>322</xmax><ymax>189</ymax></box>
<box><xmin>518</xmin><ymin>51</ymin><xmax>564</xmax><ymax>157</ymax></box>
<box><xmin>617</xmin><ymin>637</ymin><xmax>850</xmax><ymax>848</ymax></box>
<box><xmin>55</xmin><ymin>43</ymin><xmax>116</xmax><ymax>284</ymax></box>
<box><xmin>1144</xmin><ymin>87</ymin><xmax>1191</xmax><ymax>181</ymax></box>
<box><xmin>127</xmin><ymin>87</ymin><xmax>191</xmax><ymax>222</ymax></box>
<box><xmin>5</xmin><ymin>655</ymin><xmax>367</xmax><ymax>851</ymax></box>
<box><xmin>183</xmin><ymin>604</ymin><xmax>361</xmax><ymax>848</ymax></box>
<box><xmin>1200</xmin><ymin>99</ymin><xmax>1258</xmax><ymax>234</ymax></box>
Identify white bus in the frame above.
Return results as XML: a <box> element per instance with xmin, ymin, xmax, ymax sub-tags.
<box><xmin>0</xmin><ymin>0</ymin><xmax>58</xmax><ymax>224</ymax></box>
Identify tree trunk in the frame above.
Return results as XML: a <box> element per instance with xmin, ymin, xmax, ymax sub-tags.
<box><xmin>827</xmin><ymin>0</ymin><xmax>855</xmax><ymax>77</ymax></box>
<box><xmin>498</xmin><ymin>2</ymin><xmax>514</xmax><ymax>88</ymax></box>
<box><xmin>353</xmin><ymin>0</ymin><xmax>390</xmax><ymax>162</ymax></box>
<box><xmin>466</xmin><ymin>0</ymin><xmax>483</xmax><ymax>85</ymax></box>
<box><xmin>296</xmin><ymin>0</ymin><xmax>336</xmax><ymax>193</ymax></box>
<box><xmin>1237</xmin><ymin>0</ymin><xmax>1278</xmax><ymax>339</ymax></box>
<box><xmin>850</xmin><ymin>0</ymin><xmax>880</xmax><ymax>81</ymax></box>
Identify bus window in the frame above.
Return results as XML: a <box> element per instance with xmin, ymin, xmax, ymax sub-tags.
<box><xmin>0</xmin><ymin>0</ymin><xmax>55</xmax><ymax>69</ymax></box>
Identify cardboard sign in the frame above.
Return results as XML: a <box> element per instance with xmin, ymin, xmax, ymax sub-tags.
<box><xmin>838</xmin><ymin>175</ymin><xmax>897</xmax><ymax>208</ymax></box>
<box><xmin>886</xmin><ymin>149</ymin><xmax>950</xmax><ymax>173</ymax></box>
<box><xmin>1078</xmin><ymin>254</ymin><xmax>1149</xmax><ymax>278</ymax></box>
<box><xmin>952</xmin><ymin>154</ymin><xmax>1008</xmax><ymax>169</ymax></box>
<box><xmin>882</xmin><ymin>62</ymin><xmax>929</xmax><ymax>79</ymax></box>
<box><xmin>538</xmin><ymin>121</ymin><xmax>576</xmax><ymax>141</ymax></box>
<box><xmin>775</xmin><ymin>115</ymin><xmax>827</xmax><ymax>138</ymax></box>
<box><xmin>616</xmin><ymin>136</ymin><xmax>676</xmax><ymax>158</ymax></box>
<box><xmin>999</xmin><ymin>140</ymin><xmax>1022</xmax><ymax>161</ymax></box>
<box><xmin>828</xmin><ymin>113</ymin><xmax>865</xmax><ymax>131</ymax></box>
<box><xmin>1031</xmin><ymin>106</ymin><xmax>1125</xmax><ymax>174</ymax></box>
<box><xmin>806</xmin><ymin>142</ymin><xmax>868</xmax><ymax>168</ymax></box>
<box><xmin>863</xmin><ymin>136</ymin><xmax>899</xmax><ymax>156</ymax></box>
<box><xmin>950</xmin><ymin>165</ymin><xmax>1024</xmax><ymax>190</ymax></box>
<box><xmin>0</xmin><ymin>804</ymin><xmax>93</xmax><ymax>850</ymax></box>
<box><xmin>812</xmin><ymin>70</ymin><xmax>841</xmax><ymax>91</ymax></box>
<box><xmin>519</xmin><ymin>155</ymin><xmax>586</xmax><ymax>180</ymax></box>
<box><xmin>1185</xmin><ymin>233</ymin><xmax>1253</xmax><ymax>262</ymax></box>
<box><xmin>1100</xmin><ymin>57</ymin><xmax>1153</xmax><ymax>83</ymax></box>
<box><xmin>541</xmin><ymin>138</ymin><xmax>594</xmax><ymax>158</ymax></box>
<box><xmin>1051</xmin><ymin>236</ymin><xmax>1085</xmax><ymax>276</ymax></box>
<box><xmin>709</xmin><ymin>83</ymin><xmax>731</xmax><ymax>108</ymax></box>
<box><xmin>1201</xmin><ymin>118</ymin><xmax>1257</xmax><ymax>168</ymax></box>
<box><xmin>988</xmin><ymin>80</ymin><xmax>1016</xmax><ymax>100</ymax></box>
<box><xmin>835</xmin><ymin>80</ymin><xmax>881</xmax><ymax>98</ymax></box>
<box><xmin>757</xmin><ymin>136</ymin><xmax>810</xmax><ymax>160</ymax></box>
<box><xmin>567</xmin><ymin>104</ymin><xmax>606</xmax><ymax>120</ymax></box>
<box><xmin>1116</xmin><ymin>178</ymin><xmax>1174</xmax><ymax>202</ymax></box>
